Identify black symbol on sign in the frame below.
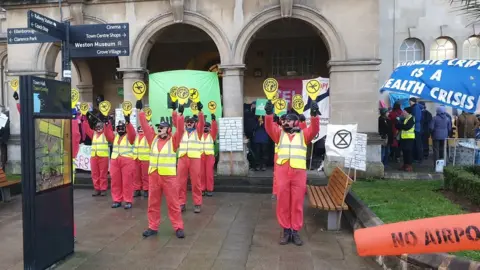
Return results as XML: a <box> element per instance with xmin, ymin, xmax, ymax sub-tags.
<box><xmin>333</xmin><ymin>129</ymin><xmax>352</xmax><ymax>149</ymax></box>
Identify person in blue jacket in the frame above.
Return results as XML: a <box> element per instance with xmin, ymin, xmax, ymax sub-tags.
<box><xmin>409</xmin><ymin>98</ymin><xmax>423</xmax><ymax>163</ymax></box>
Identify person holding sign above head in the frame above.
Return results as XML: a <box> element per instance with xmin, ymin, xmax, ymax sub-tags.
<box><xmin>82</xmin><ymin>110</ymin><xmax>114</xmax><ymax>197</ymax></box>
<box><xmin>201</xmin><ymin>113</ymin><xmax>218</xmax><ymax>197</ymax></box>
<box><xmin>171</xmin><ymin>97</ymin><xmax>205</xmax><ymax>213</ymax></box>
<box><xmin>136</xmin><ymin>100</ymin><xmax>186</xmax><ymax>239</ymax></box>
<box><xmin>134</xmin><ymin>124</ymin><xmax>150</xmax><ymax>198</ymax></box>
<box><xmin>109</xmin><ymin>110</ymin><xmax>137</xmax><ymax>209</ymax></box>
<box><xmin>264</xmin><ymin>100</ymin><xmax>320</xmax><ymax>246</ymax></box>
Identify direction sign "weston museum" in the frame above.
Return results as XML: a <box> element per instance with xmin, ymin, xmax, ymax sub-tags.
<box><xmin>70</xmin><ymin>23</ymin><xmax>129</xmax><ymax>58</ymax></box>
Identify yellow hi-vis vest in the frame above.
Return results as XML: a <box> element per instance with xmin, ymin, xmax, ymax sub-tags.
<box><xmin>91</xmin><ymin>132</ymin><xmax>109</xmax><ymax>157</ymax></box>
<box><xmin>276</xmin><ymin>131</ymin><xmax>307</xmax><ymax>169</ymax></box>
<box><xmin>111</xmin><ymin>134</ymin><xmax>134</xmax><ymax>160</ymax></box>
<box><xmin>274</xmin><ymin>143</ymin><xmax>279</xmax><ymax>154</ymax></box>
<box><xmin>202</xmin><ymin>134</ymin><xmax>215</xmax><ymax>156</ymax></box>
<box><xmin>148</xmin><ymin>137</ymin><xmax>177</xmax><ymax>175</ymax></box>
<box><xmin>401</xmin><ymin>116</ymin><xmax>415</xmax><ymax>139</ymax></box>
<box><xmin>135</xmin><ymin>135</ymin><xmax>150</xmax><ymax>161</ymax></box>
<box><xmin>178</xmin><ymin>131</ymin><xmax>202</xmax><ymax>158</ymax></box>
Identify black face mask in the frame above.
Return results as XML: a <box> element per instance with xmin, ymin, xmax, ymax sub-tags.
<box><xmin>204</xmin><ymin>128</ymin><xmax>210</xmax><ymax>133</ymax></box>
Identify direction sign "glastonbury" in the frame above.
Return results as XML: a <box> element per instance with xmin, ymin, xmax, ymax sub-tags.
<box><xmin>7</xmin><ymin>28</ymin><xmax>59</xmax><ymax>44</ymax></box>
<box><xmin>70</xmin><ymin>23</ymin><xmax>129</xmax><ymax>58</ymax></box>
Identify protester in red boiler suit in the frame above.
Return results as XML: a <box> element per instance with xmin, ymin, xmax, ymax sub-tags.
<box><xmin>200</xmin><ymin>115</ymin><xmax>217</xmax><ymax>196</ymax></box>
<box><xmin>265</xmin><ymin>100</ymin><xmax>320</xmax><ymax>246</ymax></box>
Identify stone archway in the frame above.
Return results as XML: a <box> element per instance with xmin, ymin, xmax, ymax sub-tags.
<box><xmin>232</xmin><ymin>5</ymin><xmax>347</xmax><ymax>64</ymax></box>
<box><xmin>129</xmin><ymin>11</ymin><xmax>231</xmax><ymax>69</ymax></box>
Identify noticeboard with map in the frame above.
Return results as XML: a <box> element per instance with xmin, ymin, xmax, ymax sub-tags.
<box><xmin>32</xmin><ymin>77</ymin><xmax>70</xmax><ymax>116</ymax></box>
<box><xmin>34</xmin><ymin>118</ymin><xmax>72</xmax><ymax>193</ymax></box>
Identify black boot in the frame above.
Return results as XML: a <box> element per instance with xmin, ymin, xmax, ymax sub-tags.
<box><xmin>176</xmin><ymin>229</ymin><xmax>185</xmax><ymax>238</ymax></box>
<box><xmin>100</xmin><ymin>191</ymin><xmax>107</xmax><ymax>196</ymax></box>
<box><xmin>291</xmin><ymin>230</ymin><xmax>303</xmax><ymax>246</ymax></box>
<box><xmin>202</xmin><ymin>191</ymin><xmax>206</xmax><ymax>196</ymax></box>
<box><xmin>180</xmin><ymin>204</ymin><xmax>186</xmax><ymax>212</ymax></box>
<box><xmin>206</xmin><ymin>191</ymin><xmax>213</xmax><ymax>197</ymax></box>
<box><xmin>133</xmin><ymin>190</ymin><xmax>141</xmax><ymax>197</ymax></box>
<box><xmin>193</xmin><ymin>205</ymin><xmax>201</xmax><ymax>214</ymax></box>
<box><xmin>111</xmin><ymin>202</ymin><xmax>121</xmax><ymax>208</ymax></box>
<box><xmin>124</xmin><ymin>203</ymin><xmax>132</xmax><ymax>209</ymax></box>
<box><xmin>279</xmin><ymin>228</ymin><xmax>291</xmax><ymax>245</ymax></box>
<box><xmin>142</xmin><ymin>228</ymin><xmax>158</xmax><ymax>238</ymax></box>
<box><xmin>143</xmin><ymin>190</ymin><xmax>148</xmax><ymax>198</ymax></box>
<box><xmin>92</xmin><ymin>190</ymin><xmax>101</xmax><ymax>197</ymax></box>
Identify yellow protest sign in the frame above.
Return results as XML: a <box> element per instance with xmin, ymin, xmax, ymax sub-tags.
<box><xmin>292</xmin><ymin>99</ymin><xmax>305</xmax><ymax>115</ymax></box>
<box><xmin>293</xmin><ymin>94</ymin><xmax>303</xmax><ymax>102</ymax></box>
<box><xmin>122</xmin><ymin>101</ymin><xmax>133</xmax><ymax>116</ymax></box>
<box><xmin>99</xmin><ymin>101</ymin><xmax>111</xmax><ymax>117</ymax></box>
<box><xmin>79</xmin><ymin>102</ymin><xmax>89</xmax><ymax>115</ymax></box>
<box><xmin>208</xmin><ymin>101</ymin><xmax>217</xmax><ymax>114</ymax></box>
<box><xmin>306</xmin><ymin>79</ymin><xmax>321</xmax><ymax>101</ymax></box>
<box><xmin>169</xmin><ymin>86</ymin><xmax>178</xmax><ymax>102</ymax></box>
<box><xmin>263</xmin><ymin>78</ymin><xmax>279</xmax><ymax>100</ymax></box>
<box><xmin>189</xmin><ymin>88</ymin><xmax>200</xmax><ymax>103</ymax></box>
<box><xmin>143</xmin><ymin>107</ymin><xmax>152</xmax><ymax>121</ymax></box>
<box><xmin>132</xmin><ymin>81</ymin><xmax>147</xmax><ymax>100</ymax></box>
<box><xmin>71</xmin><ymin>88</ymin><xmax>79</xmax><ymax>108</ymax></box>
<box><xmin>176</xmin><ymin>86</ymin><xmax>189</xmax><ymax>105</ymax></box>
<box><xmin>271</xmin><ymin>92</ymin><xmax>280</xmax><ymax>104</ymax></box>
<box><xmin>9</xmin><ymin>79</ymin><xmax>19</xmax><ymax>92</ymax></box>
<box><xmin>274</xmin><ymin>98</ymin><xmax>287</xmax><ymax>115</ymax></box>
<box><xmin>190</xmin><ymin>102</ymin><xmax>199</xmax><ymax>115</ymax></box>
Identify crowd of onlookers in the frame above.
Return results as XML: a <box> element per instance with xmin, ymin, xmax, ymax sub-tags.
<box><xmin>378</xmin><ymin>97</ymin><xmax>480</xmax><ymax>172</ymax></box>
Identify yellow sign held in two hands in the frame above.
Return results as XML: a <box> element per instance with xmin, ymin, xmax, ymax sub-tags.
<box><xmin>263</xmin><ymin>78</ymin><xmax>279</xmax><ymax>100</ymax></box>
<box><xmin>274</xmin><ymin>98</ymin><xmax>287</xmax><ymax>115</ymax></box>
<box><xmin>71</xmin><ymin>88</ymin><xmax>79</xmax><ymax>108</ymax></box>
<box><xmin>79</xmin><ymin>102</ymin><xmax>89</xmax><ymax>115</ymax></box>
<box><xmin>144</xmin><ymin>107</ymin><xmax>152</xmax><ymax>121</ymax></box>
<box><xmin>99</xmin><ymin>101</ymin><xmax>111</xmax><ymax>117</ymax></box>
<box><xmin>176</xmin><ymin>86</ymin><xmax>189</xmax><ymax>105</ymax></box>
<box><xmin>169</xmin><ymin>86</ymin><xmax>178</xmax><ymax>102</ymax></box>
<box><xmin>292</xmin><ymin>94</ymin><xmax>303</xmax><ymax>102</ymax></box>
<box><xmin>208</xmin><ymin>101</ymin><xmax>217</xmax><ymax>114</ymax></box>
<box><xmin>10</xmin><ymin>79</ymin><xmax>19</xmax><ymax>92</ymax></box>
<box><xmin>122</xmin><ymin>101</ymin><xmax>133</xmax><ymax>116</ymax></box>
<box><xmin>306</xmin><ymin>79</ymin><xmax>321</xmax><ymax>101</ymax></box>
<box><xmin>132</xmin><ymin>81</ymin><xmax>147</xmax><ymax>100</ymax></box>
<box><xmin>189</xmin><ymin>88</ymin><xmax>200</xmax><ymax>103</ymax></box>
<box><xmin>190</xmin><ymin>102</ymin><xmax>199</xmax><ymax>115</ymax></box>
<box><xmin>292</xmin><ymin>99</ymin><xmax>305</xmax><ymax>115</ymax></box>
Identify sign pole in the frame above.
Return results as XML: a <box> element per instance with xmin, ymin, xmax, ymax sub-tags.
<box><xmin>62</xmin><ymin>21</ymin><xmax>71</xmax><ymax>83</ymax></box>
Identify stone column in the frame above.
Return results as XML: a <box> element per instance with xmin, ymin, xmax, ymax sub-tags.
<box><xmin>217</xmin><ymin>64</ymin><xmax>249</xmax><ymax>176</ymax></box>
<box><xmin>77</xmin><ymin>84</ymin><xmax>94</xmax><ymax>103</ymax></box>
<box><xmin>118</xmin><ymin>68</ymin><xmax>147</xmax><ymax>103</ymax></box>
<box><xmin>323</xmin><ymin>60</ymin><xmax>385</xmax><ymax>178</ymax></box>
<box><xmin>5</xmin><ymin>70</ymin><xmax>57</xmax><ymax>174</ymax></box>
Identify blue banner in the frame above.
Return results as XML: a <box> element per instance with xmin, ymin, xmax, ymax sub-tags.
<box><xmin>380</xmin><ymin>59</ymin><xmax>480</xmax><ymax>112</ymax></box>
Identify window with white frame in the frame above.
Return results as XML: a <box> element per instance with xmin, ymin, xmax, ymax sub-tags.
<box><xmin>430</xmin><ymin>37</ymin><xmax>456</xmax><ymax>60</ymax></box>
<box><xmin>271</xmin><ymin>47</ymin><xmax>315</xmax><ymax>76</ymax></box>
<box><xmin>398</xmin><ymin>38</ymin><xmax>424</xmax><ymax>63</ymax></box>
<box><xmin>463</xmin><ymin>36</ymin><xmax>480</xmax><ymax>59</ymax></box>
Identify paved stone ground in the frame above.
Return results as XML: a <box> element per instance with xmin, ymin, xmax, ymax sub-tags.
<box><xmin>0</xmin><ymin>189</ymin><xmax>380</xmax><ymax>270</ymax></box>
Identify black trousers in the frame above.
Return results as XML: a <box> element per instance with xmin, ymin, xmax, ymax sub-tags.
<box><xmin>401</xmin><ymin>139</ymin><xmax>414</xmax><ymax>165</ymax></box>
<box><xmin>252</xmin><ymin>142</ymin><xmax>269</xmax><ymax>167</ymax></box>
<box><xmin>432</xmin><ymin>140</ymin><xmax>446</xmax><ymax>166</ymax></box>
<box><xmin>422</xmin><ymin>132</ymin><xmax>430</xmax><ymax>158</ymax></box>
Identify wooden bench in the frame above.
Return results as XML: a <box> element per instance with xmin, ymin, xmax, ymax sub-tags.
<box><xmin>0</xmin><ymin>169</ymin><xmax>20</xmax><ymax>203</ymax></box>
<box><xmin>307</xmin><ymin>167</ymin><xmax>353</xmax><ymax>230</ymax></box>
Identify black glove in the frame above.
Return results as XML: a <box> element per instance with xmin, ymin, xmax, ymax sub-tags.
<box><xmin>310</xmin><ymin>102</ymin><xmax>320</xmax><ymax>117</ymax></box>
<box><xmin>124</xmin><ymin>114</ymin><xmax>130</xmax><ymax>124</ymax></box>
<box><xmin>167</xmin><ymin>94</ymin><xmax>174</xmax><ymax>109</ymax></box>
<box><xmin>265</xmin><ymin>100</ymin><xmax>274</xmax><ymax>115</ymax></box>
<box><xmin>197</xmin><ymin>101</ymin><xmax>203</xmax><ymax>111</ymax></box>
<box><xmin>273</xmin><ymin>115</ymin><xmax>279</xmax><ymax>123</ymax></box>
<box><xmin>211</xmin><ymin>114</ymin><xmax>216</xmax><ymax>121</ymax></box>
<box><xmin>178</xmin><ymin>104</ymin><xmax>184</xmax><ymax>114</ymax></box>
<box><xmin>13</xmin><ymin>92</ymin><xmax>19</xmax><ymax>101</ymax></box>
<box><xmin>136</xmin><ymin>100</ymin><xmax>143</xmax><ymax>110</ymax></box>
<box><xmin>299</xmin><ymin>114</ymin><xmax>306</xmax><ymax>122</ymax></box>
<box><xmin>102</xmin><ymin>115</ymin><xmax>109</xmax><ymax>124</ymax></box>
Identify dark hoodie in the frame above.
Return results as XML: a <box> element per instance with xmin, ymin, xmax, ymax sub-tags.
<box><xmin>429</xmin><ymin>106</ymin><xmax>451</xmax><ymax>140</ymax></box>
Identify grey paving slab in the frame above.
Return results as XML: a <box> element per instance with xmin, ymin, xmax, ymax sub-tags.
<box><xmin>0</xmin><ymin>189</ymin><xmax>380</xmax><ymax>270</ymax></box>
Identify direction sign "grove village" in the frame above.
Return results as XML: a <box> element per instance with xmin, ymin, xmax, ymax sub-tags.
<box><xmin>70</xmin><ymin>23</ymin><xmax>129</xmax><ymax>58</ymax></box>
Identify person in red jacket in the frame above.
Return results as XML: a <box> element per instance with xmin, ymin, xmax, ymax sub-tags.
<box><xmin>82</xmin><ymin>114</ymin><xmax>114</xmax><ymax>196</ymax></box>
<box><xmin>137</xmin><ymin>100</ymin><xmax>186</xmax><ymax>238</ymax></box>
<box><xmin>133</xmin><ymin>124</ymin><xmax>150</xmax><ymax>198</ymax></box>
<box><xmin>109</xmin><ymin>115</ymin><xmax>136</xmax><ymax>209</ymax></box>
<box><xmin>200</xmin><ymin>114</ymin><xmax>218</xmax><ymax>197</ymax></box>
<box><xmin>265</xmin><ymin>100</ymin><xmax>320</xmax><ymax>246</ymax></box>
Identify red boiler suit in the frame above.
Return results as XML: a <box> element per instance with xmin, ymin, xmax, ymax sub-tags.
<box><xmin>134</xmin><ymin>132</ymin><xmax>150</xmax><ymax>192</ymax></box>
<box><xmin>265</xmin><ymin>115</ymin><xmax>319</xmax><ymax>231</ymax></box>
<box><xmin>139</xmin><ymin>111</ymin><xmax>185</xmax><ymax>231</ymax></box>
<box><xmin>82</xmin><ymin>120</ymin><xmax>114</xmax><ymax>192</ymax></box>
<box><xmin>172</xmin><ymin>111</ymin><xmax>205</xmax><ymax>206</ymax></box>
<box><xmin>109</xmin><ymin>123</ymin><xmax>136</xmax><ymax>204</ymax></box>
<box><xmin>201</xmin><ymin>120</ymin><xmax>218</xmax><ymax>192</ymax></box>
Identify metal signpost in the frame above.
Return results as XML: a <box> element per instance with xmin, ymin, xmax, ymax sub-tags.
<box><xmin>7</xmin><ymin>9</ymin><xmax>130</xmax><ymax>270</ymax></box>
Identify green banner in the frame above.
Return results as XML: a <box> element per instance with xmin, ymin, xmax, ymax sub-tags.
<box><xmin>148</xmin><ymin>70</ymin><xmax>223</xmax><ymax>129</ymax></box>
<box><xmin>255</xmin><ymin>98</ymin><xmax>288</xmax><ymax>116</ymax></box>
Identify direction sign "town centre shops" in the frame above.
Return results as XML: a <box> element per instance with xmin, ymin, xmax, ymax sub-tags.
<box><xmin>70</xmin><ymin>23</ymin><xmax>129</xmax><ymax>58</ymax></box>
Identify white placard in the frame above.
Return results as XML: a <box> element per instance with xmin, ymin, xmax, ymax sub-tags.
<box><xmin>344</xmin><ymin>133</ymin><xmax>367</xmax><ymax>171</ymax></box>
<box><xmin>219</xmin><ymin>117</ymin><xmax>244</xmax><ymax>152</ymax></box>
<box><xmin>325</xmin><ymin>124</ymin><xmax>357</xmax><ymax>157</ymax></box>
<box><xmin>115</xmin><ymin>108</ymin><xmax>137</xmax><ymax>130</ymax></box>
<box><xmin>74</xmin><ymin>144</ymin><xmax>92</xmax><ymax>171</ymax></box>
<box><xmin>0</xmin><ymin>113</ymin><xmax>8</xmax><ymax>129</ymax></box>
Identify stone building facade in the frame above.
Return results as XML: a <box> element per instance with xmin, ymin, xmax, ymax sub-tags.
<box><xmin>0</xmin><ymin>0</ymin><xmax>475</xmax><ymax>176</ymax></box>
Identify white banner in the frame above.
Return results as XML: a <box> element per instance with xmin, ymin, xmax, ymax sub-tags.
<box><xmin>75</xmin><ymin>144</ymin><xmax>92</xmax><ymax>171</ymax></box>
<box><xmin>115</xmin><ymin>108</ymin><xmax>138</xmax><ymax>129</ymax></box>
<box><xmin>325</xmin><ymin>124</ymin><xmax>357</xmax><ymax>157</ymax></box>
<box><xmin>345</xmin><ymin>133</ymin><xmax>367</xmax><ymax>171</ymax></box>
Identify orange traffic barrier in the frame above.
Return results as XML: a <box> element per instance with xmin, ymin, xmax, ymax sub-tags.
<box><xmin>354</xmin><ymin>213</ymin><xmax>480</xmax><ymax>256</ymax></box>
